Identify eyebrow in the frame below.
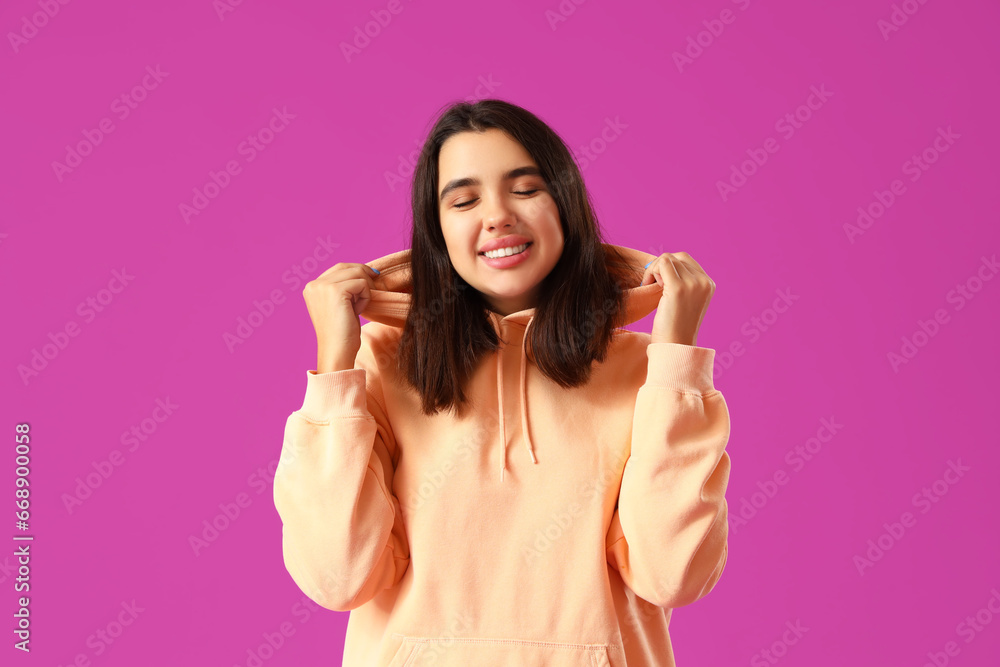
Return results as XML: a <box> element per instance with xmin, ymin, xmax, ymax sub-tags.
<box><xmin>438</xmin><ymin>166</ymin><xmax>543</xmax><ymax>203</ymax></box>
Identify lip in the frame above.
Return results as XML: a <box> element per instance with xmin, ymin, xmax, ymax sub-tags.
<box><xmin>480</xmin><ymin>242</ymin><xmax>532</xmax><ymax>269</ymax></box>
<box><xmin>478</xmin><ymin>235</ymin><xmax>533</xmax><ymax>254</ymax></box>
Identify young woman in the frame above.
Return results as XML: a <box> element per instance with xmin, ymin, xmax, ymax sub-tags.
<box><xmin>273</xmin><ymin>99</ymin><xmax>731</xmax><ymax>667</ymax></box>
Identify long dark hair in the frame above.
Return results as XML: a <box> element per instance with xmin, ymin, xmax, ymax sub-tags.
<box><xmin>396</xmin><ymin>99</ymin><xmax>642</xmax><ymax>417</ymax></box>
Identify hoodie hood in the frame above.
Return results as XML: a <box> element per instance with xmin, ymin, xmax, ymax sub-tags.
<box><xmin>359</xmin><ymin>243</ymin><xmax>665</xmax><ymax>482</ymax></box>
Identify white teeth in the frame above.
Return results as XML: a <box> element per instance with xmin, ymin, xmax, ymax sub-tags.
<box><xmin>484</xmin><ymin>243</ymin><xmax>528</xmax><ymax>259</ymax></box>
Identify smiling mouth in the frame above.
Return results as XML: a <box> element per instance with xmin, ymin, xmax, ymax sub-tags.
<box><xmin>480</xmin><ymin>242</ymin><xmax>532</xmax><ymax>259</ymax></box>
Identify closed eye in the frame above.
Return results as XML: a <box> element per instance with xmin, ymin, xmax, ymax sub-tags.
<box><xmin>453</xmin><ymin>189</ymin><xmax>540</xmax><ymax>209</ymax></box>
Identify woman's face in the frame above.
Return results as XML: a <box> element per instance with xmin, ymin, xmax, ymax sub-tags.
<box><xmin>437</xmin><ymin>128</ymin><xmax>564</xmax><ymax>316</ymax></box>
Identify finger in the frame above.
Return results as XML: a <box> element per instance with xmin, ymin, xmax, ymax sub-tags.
<box><xmin>640</xmin><ymin>258</ymin><xmax>657</xmax><ymax>286</ymax></box>
<box><xmin>642</xmin><ymin>255</ymin><xmax>681</xmax><ymax>288</ymax></box>
<box><xmin>659</xmin><ymin>255</ymin><xmax>683</xmax><ymax>284</ymax></box>
<box><xmin>315</xmin><ymin>262</ymin><xmax>350</xmax><ymax>281</ymax></box>
<box><xmin>670</xmin><ymin>256</ymin><xmax>700</xmax><ymax>282</ymax></box>
<box><xmin>671</xmin><ymin>253</ymin><xmax>716</xmax><ymax>292</ymax></box>
<box><xmin>661</xmin><ymin>255</ymin><xmax>704</xmax><ymax>293</ymax></box>
<box><xmin>671</xmin><ymin>251</ymin><xmax>709</xmax><ymax>278</ymax></box>
<box><xmin>340</xmin><ymin>278</ymin><xmax>372</xmax><ymax>311</ymax></box>
<box><xmin>641</xmin><ymin>257</ymin><xmax>671</xmax><ymax>286</ymax></box>
<box><xmin>316</xmin><ymin>262</ymin><xmax>379</xmax><ymax>284</ymax></box>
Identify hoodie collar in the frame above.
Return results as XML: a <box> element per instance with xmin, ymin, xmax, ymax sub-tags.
<box><xmin>359</xmin><ymin>243</ymin><xmax>664</xmax><ymax>483</ymax></box>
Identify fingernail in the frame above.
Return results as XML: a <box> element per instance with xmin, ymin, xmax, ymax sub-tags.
<box><xmin>371</xmin><ymin>267</ymin><xmax>380</xmax><ymax>275</ymax></box>
<box><xmin>644</xmin><ymin>260</ymin><xmax>653</xmax><ymax>268</ymax></box>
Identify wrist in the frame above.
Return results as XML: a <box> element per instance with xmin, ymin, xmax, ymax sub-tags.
<box><xmin>317</xmin><ymin>350</ymin><xmax>357</xmax><ymax>373</ymax></box>
<box><xmin>650</xmin><ymin>336</ymin><xmax>696</xmax><ymax>346</ymax></box>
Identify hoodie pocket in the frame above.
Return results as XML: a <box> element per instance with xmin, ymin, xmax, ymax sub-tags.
<box><xmin>387</xmin><ymin>633</ymin><xmax>620</xmax><ymax>667</ymax></box>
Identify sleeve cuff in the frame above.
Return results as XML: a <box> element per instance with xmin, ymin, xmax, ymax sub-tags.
<box><xmin>645</xmin><ymin>343</ymin><xmax>717</xmax><ymax>394</ymax></box>
<box><xmin>299</xmin><ymin>369</ymin><xmax>369</xmax><ymax>422</ymax></box>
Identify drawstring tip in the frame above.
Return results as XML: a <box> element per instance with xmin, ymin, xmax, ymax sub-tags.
<box><xmin>528</xmin><ymin>450</ymin><xmax>537</xmax><ymax>464</ymax></box>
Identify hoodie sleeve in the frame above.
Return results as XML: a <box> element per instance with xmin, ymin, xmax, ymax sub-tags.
<box><xmin>605</xmin><ymin>342</ymin><xmax>731</xmax><ymax>609</ymax></box>
<box><xmin>273</xmin><ymin>335</ymin><xmax>410</xmax><ymax>612</ymax></box>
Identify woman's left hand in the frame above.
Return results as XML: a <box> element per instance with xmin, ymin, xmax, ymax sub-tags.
<box><xmin>640</xmin><ymin>252</ymin><xmax>716</xmax><ymax>347</ymax></box>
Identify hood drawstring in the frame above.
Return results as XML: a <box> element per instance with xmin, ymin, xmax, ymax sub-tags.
<box><xmin>498</xmin><ymin>315</ymin><xmax>537</xmax><ymax>482</ymax></box>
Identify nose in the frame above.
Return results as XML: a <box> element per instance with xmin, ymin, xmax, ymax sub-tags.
<box><xmin>482</xmin><ymin>195</ymin><xmax>516</xmax><ymax>232</ymax></box>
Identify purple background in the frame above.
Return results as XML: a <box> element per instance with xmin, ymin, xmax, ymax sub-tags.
<box><xmin>3</xmin><ymin>0</ymin><xmax>999</xmax><ymax>665</ymax></box>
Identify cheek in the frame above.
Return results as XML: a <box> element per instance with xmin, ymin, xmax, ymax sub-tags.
<box><xmin>545</xmin><ymin>214</ymin><xmax>563</xmax><ymax>243</ymax></box>
<box><xmin>445</xmin><ymin>235</ymin><xmax>474</xmax><ymax>268</ymax></box>
<box><xmin>440</xmin><ymin>226</ymin><xmax>463</xmax><ymax>255</ymax></box>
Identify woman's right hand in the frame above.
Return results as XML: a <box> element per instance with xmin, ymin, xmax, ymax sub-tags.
<box><xmin>302</xmin><ymin>262</ymin><xmax>380</xmax><ymax>373</ymax></box>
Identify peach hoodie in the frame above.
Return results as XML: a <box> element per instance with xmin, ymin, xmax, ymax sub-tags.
<box><xmin>273</xmin><ymin>243</ymin><xmax>732</xmax><ymax>666</ymax></box>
